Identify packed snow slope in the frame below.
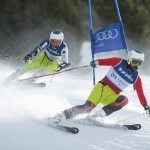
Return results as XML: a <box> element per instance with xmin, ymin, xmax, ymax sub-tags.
<box><xmin>0</xmin><ymin>42</ymin><xmax>150</xmax><ymax>150</ymax></box>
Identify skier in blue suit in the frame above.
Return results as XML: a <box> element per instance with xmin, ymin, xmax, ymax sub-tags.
<box><xmin>7</xmin><ymin>30</ymin><xmax>69</xmax><ymax>82</ymax></box>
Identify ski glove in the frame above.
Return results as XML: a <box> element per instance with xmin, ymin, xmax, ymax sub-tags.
<box><xmin>90</xmin><ymin>60</ymin><xmax>99</xmax><ymax>68</ymax></box>
<box><xmin>144</xmin><ymin>105</ymin><xmax>150</xmax><ymax>117</ymax></box>
<box><xmin>57</xmin><ymin>65</ymin><xmax>63</xmax><ymax>72</ymax></box>
<box><xmin>24</xmin><ymin>54</ymin><xmax>32</xmax><ymax>62</ymax></box>
<box><xmin>57</xmin><ymin>62</ymin><xmax>70</xmax><ymax>71</ymax></box>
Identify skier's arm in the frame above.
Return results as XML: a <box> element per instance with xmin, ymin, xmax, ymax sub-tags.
<box><xmin>57</xmin><ymin>62</ymin><xmax>71</xmax><ymax>71</ymax></box>
<box><xmin>90</xmin><ymin>57</ymin><xmax>122</xmax><ymax>68</ymax></box>
<box><xmin>57</xmin><ymin>47</ymin><xmax>69</xmax><ymax>71</ymax></box>
<box><xmin>31</xmin><ymin>39</ymin><xmax>50</xmax><ymax>56</ymax></box>
<box><xmin>24</xmin><ymin>46</ymin><xmax>42</xmax><ymax>62</ymax></box>
<box><xmin>24</xmin><ymin>39</ymin><xmax>49</xmax><ymax>62</ymax></box>
<box><xmin>61</xmin><ymin>47</ymin><xmax>68</xmax><ymax>64</ymax></box>
<box><xmin>134</xmin><ymin>76</ymin><xmax>150</xmax><ymax>116</ymax></box>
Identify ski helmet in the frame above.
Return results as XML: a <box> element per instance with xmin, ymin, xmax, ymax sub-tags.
<box><xmin>127</xmin><ymin>49</ymin><xmax>144</xmax><ymax>67</ymax></box>
<box><xmin>50</xmin><ymin>30</ymin><xmax>64</xmax><ymax>48</ymax></box>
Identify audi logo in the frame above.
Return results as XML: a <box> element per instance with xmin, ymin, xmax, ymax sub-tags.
<box><xmin>95</xmin><ymin>29</ymin><xmax>118</xmax><ymax>43</ymax></box>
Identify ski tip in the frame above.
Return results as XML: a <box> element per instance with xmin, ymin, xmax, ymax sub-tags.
<box><xmin>39</xmin><ymin>83</ymin><xmax>46</xmax><ymax>87</ymax></box>
<box><xmin>61</xmin><ymin>126</ymin><xmax>79</xmax><ymax>134</ymax></box>
<box><xmin>124</xmin><ymin>124</ymin><xmax>141</xmax><ymax>130</ymax></box>
<box><xmin>72</xmin><ymin>127</ymin><xmax>79</xmax><ymax>134</ymax></box>
<box><xmin>33</xmin><ymin>82</ymin><xmax>46</xmax><ymax>88</ymax></box>
<box><xmin>134</xmin><ymin>124</ymin><xmax>142</xmax><ymax>130</ymax></box>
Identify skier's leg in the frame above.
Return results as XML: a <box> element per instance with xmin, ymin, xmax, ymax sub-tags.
<box><xmin>64</xmin><ymin>101</ymin><xmax>96</xmax><ymax>119</ymax></box>
<box><xmin>44</xmin><ymin>59</ymin><xmax>59</xmax><ymax>73</ymax></box>
<box><xmin>24</xmin><ymin>53</ymin><xmax>51</xmax><ymax>82</ymax></box>
<box><xmin>6</xmin><ymin>67</ymin><xmax>25</xmax><ymax>82</ymax></box>
<box><xmin>49</xmin><ymin>81</ymin><xmax>125</xmax><ymax>124</ymax></box>
<box><xmin>49</xmin><ymin>81</ymin><xmax>107</xmax><ymax>124</ymax></box>
<box><xmin>29</xmin><ymin>59</ymin><xmax>59</xmax><ymax>82</ymax></box>
<box><xmin>6</xmin><ymin>53</ymin><xmax>46</xmax><ymax>83</ymax></box>
<box><xmin>23</xmin><ymin>52</ymin><xmax>46</xmax><ymax>72</ymax></box>
<box><xmin>88</xmin><ymin>81</ymin><xmax>128</xmax><ymax>118</ymax></box>
<box><xmin>102</xmin><ymin>95</ymin><xmax>128</xmax><ymax>116</ymax></box>
<box><xmin>49</xmin><ymin>101</ymin><xmax>95</xmax><ymax>124</ymax></box>
<box><xmin>34</xmin><ymin>59</ymin><xmax>59</xmax><ymax>76</ymax></box>
<box><xmin>28</xmin><ymin>68</ymin><xmax>47</xmax><ymax>82</ymax></box>
<box><xmin>93</xmin><ymin>95</ymin><xmax>128</xmax><ymax>117</ymax></box>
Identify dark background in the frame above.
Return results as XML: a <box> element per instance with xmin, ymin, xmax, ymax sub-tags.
<box><xmin>0</xmin><ymin>0</ymin><xmax>150</xmax><ymax>73</ymax></box>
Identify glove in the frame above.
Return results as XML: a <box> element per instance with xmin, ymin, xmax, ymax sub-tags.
<box><xmin>24</xmin><ymin>54</ymin><xmax>32</xmax><ymax>62</ymax></box>
<box><xmin>144</xmin><ymin>105</ymin><xmax>150</xmax><ymax>117</ymax></box>
<box><xmin>57</xmin><ymin>62</ymin><xmax>71</xmax><ymax>72</ymax></box>
<box><xmin>57</xmin><ymin>65</ymin><xmax>63</xmax><ymax>72</ymax></box>
<box><xmin>90</xmin><ymin>60</ymin><xmax>99</xmax><ymax>68</ymax></box>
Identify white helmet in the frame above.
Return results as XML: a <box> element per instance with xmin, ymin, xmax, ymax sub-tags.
<box><xmin>50</xmin><ymin>30</ymin><xmax>64</xmax><ymax>41</ymax></box>
<box><xmin>127</xmin><ymin>49</ymin><xmax>144</xmax><ymax>67</ymax></box>
<box><xmin>50</xmin><ymin>30</ymin><xmax>64</xmax><ymax>48</ymax></box>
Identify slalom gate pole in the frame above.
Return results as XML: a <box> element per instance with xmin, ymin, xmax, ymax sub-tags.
<box><xmin>20</xmin><ymin>65</ymin><xmax>90</xmax><ymax>81</ymax></box>
<box><xmin>0</xmin><ymin>54</ymin><xmax>24</xmax><ymax>61</ymax></box>
<box><xmin>114</xmin><ymin>0</ymin><xmax>128</xmax><ymax>54</ymax></box>
<box><xmin>87</xmin><ymin>0</ymin><xmax>96</xmax><ymax>86</ymax></box>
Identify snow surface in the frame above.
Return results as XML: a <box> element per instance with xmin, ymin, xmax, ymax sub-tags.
<box><xmin>0</xmin><ymin>42</ymin><xmax>150</xmax><ymax>150</ymax></box>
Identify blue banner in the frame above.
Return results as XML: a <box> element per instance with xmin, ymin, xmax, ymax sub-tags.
<box><xmin>90</xmin><ymin>22</ymin><xmax>127</xmax><ymax>54</ymax></box>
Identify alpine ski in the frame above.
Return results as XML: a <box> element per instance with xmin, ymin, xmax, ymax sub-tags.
<box><xmin>73</xmin><ymin>116</ymin><xmax>141</xmax><ymax>131</ymax></box>
<box><xmin>19</xmin><ymin>80</ymin><xmax>46</xmax><ymax>88</ymax></box>
<box><xmin>123</xmin><ymin>124</ymin><xmax>141</xmax><ymax>130</ymax></box>
<box><xmin>31</xmin><ymin>82</ymin><xmax>46</xmax><ymax>88</ymax></box>
<box><xmin>55</xmin><ymin>124</ymin><xmax>79</xmax><ymax>134</ymax></box>
<box><xmin>48</xmin><ymin>121</ymin><xmax>79</xmax><ymax>134</ymax></box>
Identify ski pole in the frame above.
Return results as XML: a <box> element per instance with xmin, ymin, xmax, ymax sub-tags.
<box><xmin>20</xmin><ymin>64</ymin><xmax>90</xmax><ymax>81</ymax></box>
<box><xmin>50</xmin><ymin>75</ymin><xmax>55</xmax><ymax>82</ymax></box>
<box><xmin>0</xmin><ymin>54</ymin><xmax>24</xmax><ymax>61</ymax></box>
<box><xmin>49</xmin><ymin>62</ymin><xmax>71</xmax><ymax>82</ymax></box>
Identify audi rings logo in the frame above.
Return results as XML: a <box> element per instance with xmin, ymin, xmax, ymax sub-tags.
<box><xmin>95</xmin><ymin>29</ymin><xmax>118</xmax><ymax>43</ymax></box>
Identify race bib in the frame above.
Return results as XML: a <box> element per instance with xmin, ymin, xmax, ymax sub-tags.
<box><xmin>106</xmin><ymin>67</ymin><xmax>130</xmax><ymax>90</ymax></box>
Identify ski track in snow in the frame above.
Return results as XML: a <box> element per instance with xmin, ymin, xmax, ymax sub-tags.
<box><xmin>0</xmin><ymin>63</ymin><xmax>150</xmax><ymax>150</ymax></box>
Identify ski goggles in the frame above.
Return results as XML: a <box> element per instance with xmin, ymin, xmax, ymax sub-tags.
<box><xmin>128</xmin><ymin>57</ymin><xmax>143</xmax><ymax>66</ymax></box>
<box><xmin>50</xmin><ymin>39</ymin><xmax>62</xmax><ymax>47</ymax></box>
